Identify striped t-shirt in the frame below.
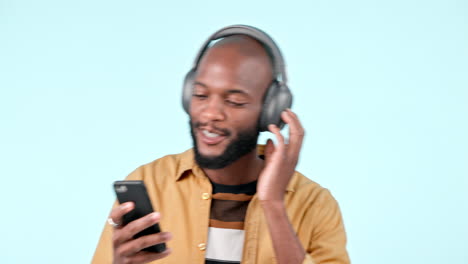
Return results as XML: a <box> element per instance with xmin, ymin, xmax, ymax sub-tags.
<box><xmin>205</xmin><ymin>179</ymin><xmax>257</xmax><ymax>264</ymax></box>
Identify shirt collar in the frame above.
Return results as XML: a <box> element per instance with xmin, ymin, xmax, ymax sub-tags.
<box><xmin>175</xmin><ymin>145</ymin><xmax>296</xmax><ymax>192</ymax></box>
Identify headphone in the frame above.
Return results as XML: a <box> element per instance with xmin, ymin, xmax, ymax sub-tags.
<box><xmin>182</xmin><ymin>25</ymin><xmax>293</xmax><ymax>132</ymax></box>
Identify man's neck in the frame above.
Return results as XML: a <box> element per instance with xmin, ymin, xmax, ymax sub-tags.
<box><xmin>202</xmin><ymin>149</ymin><xmax>264</xmax><ymax>185</ymax></box>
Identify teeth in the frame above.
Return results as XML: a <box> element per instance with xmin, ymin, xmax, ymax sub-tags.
<box><xmin>202</xmin><ymin>130</ymin><xmax>220</xmax><ymax>138</ymax></box>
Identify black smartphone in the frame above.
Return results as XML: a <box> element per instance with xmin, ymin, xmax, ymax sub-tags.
<box><xmin>113</xmin><ymin>180</ymin><xmax>166</xmax><ymax>253</ymax></box>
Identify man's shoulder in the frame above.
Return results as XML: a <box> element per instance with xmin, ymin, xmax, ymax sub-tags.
<box><xmin>288</xmin><ymin>171</ymin><xmax>338</xmax><ymax>206</ymax></box>
<box><xmin>289</xmin><ymin>171</ymin><xmax>322</xmax><ymax>192</ymax></box>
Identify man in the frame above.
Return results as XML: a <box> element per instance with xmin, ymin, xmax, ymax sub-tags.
<box><xmin>92</xmin><ymin>25</ymin><xmax>350</xmax><ymax>264</ymax></box>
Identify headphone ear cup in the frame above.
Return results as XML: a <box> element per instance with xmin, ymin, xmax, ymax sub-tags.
<box><xmin>259</xmin><ymin>82</ymin><xmax>293</xmax><ymax>132</ymax></box>
<box><xmin>182</xmin><ymin>69</ymin><xmax>196</xmax><ymax>113</ymax></box>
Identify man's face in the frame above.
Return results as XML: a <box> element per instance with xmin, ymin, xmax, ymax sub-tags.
<box><xmin>189</xmin><ymin>41</ymin><xmax>272</xmax><ymax>169</ymax></box>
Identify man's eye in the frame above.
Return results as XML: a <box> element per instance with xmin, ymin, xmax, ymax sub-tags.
<box><xmin>193</xmin><ymin>94</ymin><xmax>207</xmax><ymax>99</ymax></box>
<box><xmin>226</xmin><ymin>100</ymin><xmax>246</xmax><ymax>107</ymax></box>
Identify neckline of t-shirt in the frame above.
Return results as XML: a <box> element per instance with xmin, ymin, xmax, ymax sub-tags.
<box><xmin>210</xmin><ymin>179</ymin><xmax>258</xmax><ymax>195</ymax></box>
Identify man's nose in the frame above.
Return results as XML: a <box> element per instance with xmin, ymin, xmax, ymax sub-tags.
<box><xmin>200</xmin><ymin>96</ymin><xmax>225</xmax><ymax>122</ymax></box>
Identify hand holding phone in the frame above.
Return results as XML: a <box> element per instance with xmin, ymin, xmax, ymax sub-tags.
<box><xmin>108</xmin><ymin>181</ymin><xmax>172</xmax><ymax>263</ymax></box>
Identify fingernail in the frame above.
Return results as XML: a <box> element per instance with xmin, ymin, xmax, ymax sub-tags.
<box><xmin>163</xmin><ymin>232</ymin><xmax>172</xmax><ymax>239</ymax></box>
<box><xmin>121</xmin><ymin>203</ymin><xmax>131</xmax><ymax>209</ymax></box>
<box><xmin>150</xmin><ymin>212</ymin><xmax>160</xmax><ymax>220</ymax></box>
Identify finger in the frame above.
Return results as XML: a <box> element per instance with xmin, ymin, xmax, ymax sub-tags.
<box><xmin>281</xmin><ymin>109</ymin><xmax>304</xmax><ymax>137</ymax></box>
<box><xmin>113</xmin><ymin>212</ymin><xmax>161</xmax><ymax>246</ymax></box>
<box><xmin>117</xmin><ymin>232</ymin><xmax>172</xmax><ymax>256</ymax></box>
<box><xmin>288</xmin><ymin>110</ymin><xmax>305</xmax><ymax>135</ymax></box>
<box><xmin>268</xmin><ymin>124</ymin><xmax>285</xmax><ymax>153</ymax></box>
<box><xmin>109</xmin><ymin>202</ymin><xmax>134</xmax><ymax>228</ymax></box>
<box><xmin>282</xmin><ymin>109</ymin><xmax>304</xmax><ymax>156</ymax></box>
<box><xmin>126</xmin><ymin>248</ymin><xmax>172</xmax><ymax>263</ymax></box>
<box><xmin>264</xmin><ymin>138</ymin><xmax>275</xmax><ymax>162</ymax></box>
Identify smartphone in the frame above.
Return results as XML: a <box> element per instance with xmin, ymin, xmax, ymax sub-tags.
<box><xmin>113</xmin><ymin>180</ymin><xmax>166</xmax><ymax>253</ymax></box>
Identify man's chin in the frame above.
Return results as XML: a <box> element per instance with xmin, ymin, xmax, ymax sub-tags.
<box><xmin>197</xmin><ymin>145</ymin><xmax>225</xmax><ymax>158</ymax></box>
<box><xmin>196</xmin><ymin>136</ymin><xmax>228</xmax><ymax>154</ymax></box>
<box><xmin>194</xmin><ymin>153</ymin><xmax>230</xmax><ymax>170</ymax></box>
<box><xmin>190</xmin><ymin>119</ymin><xmax>259</xmax><ymax>169</ymax></box>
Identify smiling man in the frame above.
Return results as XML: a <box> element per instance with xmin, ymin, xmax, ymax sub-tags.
<box><xmin>92</xmin><ymin>25</ymin><xmax>350</xmax><ymax>264</ymax></box>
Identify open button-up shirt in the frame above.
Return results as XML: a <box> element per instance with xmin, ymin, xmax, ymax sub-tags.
<box><xmin>92</xmin><ymin>147</ymin><xmax>350</xmax><ymax>264</ymax></box>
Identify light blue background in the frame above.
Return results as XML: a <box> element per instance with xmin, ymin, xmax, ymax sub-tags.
<box><xmin>1</xmin><ymin>0</ymin><xmax>467</xmax><ymax>263</ymax></box>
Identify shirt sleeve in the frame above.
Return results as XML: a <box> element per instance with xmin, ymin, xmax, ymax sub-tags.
<box><xmin>302</xmin><ymin>189</ymin><xmax>350</xmax><ymax>264</ymax></box>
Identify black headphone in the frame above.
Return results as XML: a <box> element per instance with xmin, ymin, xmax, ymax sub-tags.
<box><xmin>182</xmin><ymin>25</ymin><xmax>292</xmax><ymax>132</ymax></box>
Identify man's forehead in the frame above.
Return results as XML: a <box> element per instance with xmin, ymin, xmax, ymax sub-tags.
<box><xmin>195</xmin><ymin>37</ymin><xmax>273</xmax><ymax>95</ymax></box>
<box><xmin>196</xmin><ymin>58</ymin><xmax>271</xmax><ymax>95</ymax></box>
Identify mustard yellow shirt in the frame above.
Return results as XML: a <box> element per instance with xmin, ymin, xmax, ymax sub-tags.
<box><xmin>92</xmin><ymin>147</ymin><xmax>350</xmax><ymax>264</ymax></box>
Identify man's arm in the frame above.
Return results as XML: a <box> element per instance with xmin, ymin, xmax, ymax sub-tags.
<box><xmin>261</xmin><ymin>200</ymin><xmax>306</xmax><ymax>264</ymax></box>
<box><xmin>256</xmin><ymin>109</ymin><xmax>349</xmax><ymax>263</ymax></box>
<box><xmin>262</xmin><ymin>189</ymin><xmax>350</xmax><ymax>264</ymax></box>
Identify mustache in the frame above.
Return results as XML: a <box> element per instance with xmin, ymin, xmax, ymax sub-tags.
<box><xmin>192</xmin><ymin>121</ymin><xmax>231</xmax><ymax>136</ymax></box>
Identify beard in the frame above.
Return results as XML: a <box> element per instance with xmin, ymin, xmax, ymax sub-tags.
<box><xmin>190</xmin><ymin>120</ymin><xmax>259</xmax><ymax>169</ymax></box>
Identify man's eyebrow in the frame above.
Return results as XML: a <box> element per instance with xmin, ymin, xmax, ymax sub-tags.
<box><xmin>226</xmin><ymin>89</ymin><xmax>249</xmax><ymax>96</ymax></box>
<box><xmin>193</xmin><ymin>81</ymin><xmax>208</xmax><ymax>88</ymax></box>
<box><xmin>193</xmin><ymin>82</ymin><xmax>251</xmax><ymax>97</ymax></box>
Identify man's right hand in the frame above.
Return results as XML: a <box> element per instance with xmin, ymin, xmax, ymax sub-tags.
<box><xmin>110</xmin><ymin>202</ymin><xmax>173</xmax><ymax>264</ymax></box>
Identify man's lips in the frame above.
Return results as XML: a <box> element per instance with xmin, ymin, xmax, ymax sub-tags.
<box><xmin>197</xmin><ymin>128</ymin><xmax>227</xmax><ymax>145</ymax></box>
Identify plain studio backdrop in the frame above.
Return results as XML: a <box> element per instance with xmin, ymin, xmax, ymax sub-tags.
<box><xmin>0</xmin><ymin>0</ymin><xmax>467</xmax><ymax>263</ymax></box>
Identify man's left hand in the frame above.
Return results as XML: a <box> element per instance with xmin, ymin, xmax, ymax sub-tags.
<box><xmin>257</xmin><ymin>109</ymin><xmax>305</xmax><ymax>202</ymax></box>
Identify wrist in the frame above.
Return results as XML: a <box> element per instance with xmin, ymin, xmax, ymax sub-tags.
<box><xmin>259</xmin><ymin>199</ymin><xmax>285</xmax><ymax>210</ymax></box>
<box><xmin>258</xmin><ymin>191</ymin><xmax>286</xmax><ymax>204</ymax></box>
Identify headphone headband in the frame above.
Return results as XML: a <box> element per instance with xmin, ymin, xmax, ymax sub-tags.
<box><xmin>192</xmin><ymin>25</ymin><xmax>288</xmax><ymax>83</ymax></box>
